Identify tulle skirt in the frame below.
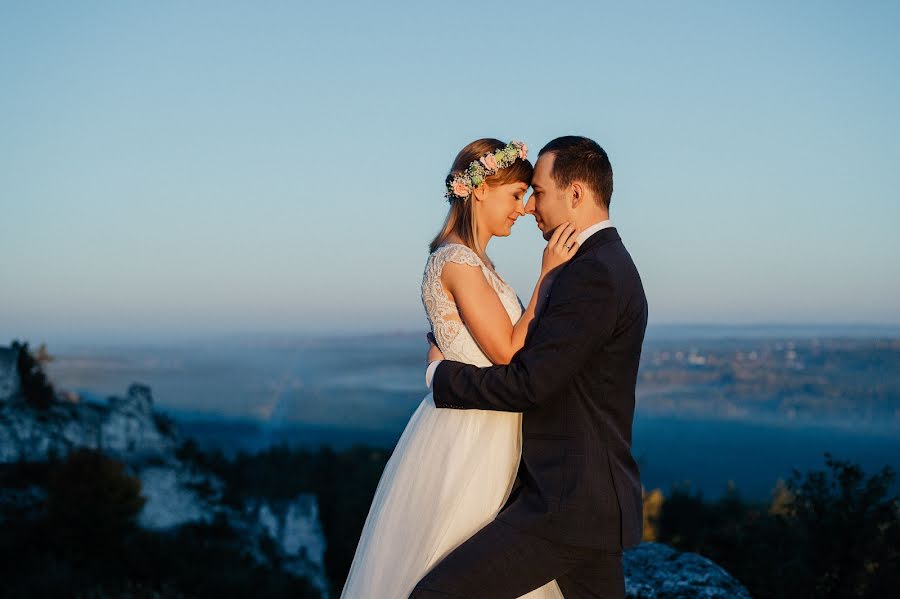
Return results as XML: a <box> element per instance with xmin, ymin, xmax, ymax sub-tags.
<box><xmin>340</xmin><ymin>393</ymin><xmax>563</xmax><ymax>599</ymax></box>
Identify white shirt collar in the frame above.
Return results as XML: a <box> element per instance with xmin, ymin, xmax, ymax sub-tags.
<box><xmin>576</xmin><ymin>219</ymin><xmax>614</xmax><ymax>245</ymax></box>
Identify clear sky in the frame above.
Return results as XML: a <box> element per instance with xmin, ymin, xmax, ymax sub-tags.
<box><xmin>2</xmin><ymin>1</ymin><xmax>899</xmax><ymax>344</ymax></box>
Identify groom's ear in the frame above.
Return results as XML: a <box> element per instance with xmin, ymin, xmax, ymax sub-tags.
<box><xmin>570</xmin><ymin>182</ymin><xmax>585</xmax><ymax>208</ymax></box>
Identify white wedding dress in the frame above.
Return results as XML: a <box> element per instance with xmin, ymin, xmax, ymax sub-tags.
<box><xmin>340</xmin><ymin>244</ymin><xmax>563</xmax><ymax>599</ymax></box>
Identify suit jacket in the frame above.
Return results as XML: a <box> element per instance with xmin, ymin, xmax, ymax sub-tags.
<box><xmin>432</xmin><ymin>226</ymin><xmax>648</xmax><ymax>550</ymax></box>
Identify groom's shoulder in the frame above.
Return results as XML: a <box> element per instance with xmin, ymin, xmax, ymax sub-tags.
<box><xmin>556</xmin><ymin>254</ymin><xmax>613</xmax><ymax>293</ymax></box>
<box><xmin>570</xmin><ymin>234</ymin><xmax>639</xmax><ymax>283</ymax></box>
<box><xmin>575</xmin><ymin>237</ymin><xmax>623</xmax><ymax>268</ymax></box>
<box><xmin>587</xmin><ymin>229</ymin><xmax>637</xmax><ymax>264</ymax></box>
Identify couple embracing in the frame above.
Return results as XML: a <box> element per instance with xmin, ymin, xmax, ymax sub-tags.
<box><xmin>341</xmin><ymin>136</ymin><xmax>648</xmax><ymax>599</ymax></box>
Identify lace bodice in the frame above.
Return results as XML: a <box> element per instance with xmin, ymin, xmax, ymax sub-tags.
<box><xmin>421</xmin><ymin>243</ymin><xmax>524</xmax><ymax>367</ymax></box>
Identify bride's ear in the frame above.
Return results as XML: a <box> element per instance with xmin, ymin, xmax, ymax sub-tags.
<box><xmin>472</xmin><ymin>184</ymin><xmax>488</xmax><ymax>203</ymax></box>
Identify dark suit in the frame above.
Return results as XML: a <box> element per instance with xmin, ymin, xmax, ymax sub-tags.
<box><xmin>411</xmin><ymin>226</ymin><xmax>648</xmax><ymax>599</ymax></box>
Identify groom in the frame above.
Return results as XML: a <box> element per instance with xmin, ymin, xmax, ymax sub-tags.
<box><xmin>412</xmin><ymin>136</ymin><xmax>648</xmax><ymax>599</ymax></box>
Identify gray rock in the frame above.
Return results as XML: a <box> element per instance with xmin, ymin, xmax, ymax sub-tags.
<box><xmin>136</xmin><ymin>463</ymin><xmax>223</xmax><ymax>530</ymax></box>
<box><xmin>245</xmin><ymin>494</ymin><xmax>330</xmax><ymax>598</ymax></box>
<box><xmin>0</xmin><ymin>382</ymin><xmax>178</xmax><ymax>463</ymax></box>
<box><xmin>624</xmin><ymin>542</ymin><xmax>752</xmax><ymax>598</ymax></box>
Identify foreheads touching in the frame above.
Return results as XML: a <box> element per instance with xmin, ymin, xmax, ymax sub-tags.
<box><xmin>537</xmin><ymin>136</ymin><xmax>613</xmax><ymax>210</ymax></box>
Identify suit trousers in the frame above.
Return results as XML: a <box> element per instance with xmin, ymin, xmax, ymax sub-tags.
<box><xmin>408</xmin><ymin>518</ymin><xmax>624</xmax><ymax>599</ymax></box>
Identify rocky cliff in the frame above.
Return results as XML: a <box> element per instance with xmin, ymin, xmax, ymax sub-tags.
<box><xmin>0</xmin><ymin>348</ymin><xmax>330</xmax><ymax>598</ymax></box>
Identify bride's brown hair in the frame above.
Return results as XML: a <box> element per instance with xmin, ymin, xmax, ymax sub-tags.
<box><xmin>429</xmin><ymin>138</ymin><xmax>533</xmax><ymax>268</ymax></box>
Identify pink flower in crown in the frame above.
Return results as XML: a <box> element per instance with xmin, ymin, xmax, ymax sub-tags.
<box><xmin>518</xmin><ymin>143</ymin><xmax>528</xmax><ymax>160</ymax></box>
<box><xmin>452</xmin><ymin>179</ymin><xmax>471</xmax><ymax>198</ymax></box>
<box><xmin>480</xmin><ymin>153</ymin><xmax>498</xmax><ymax>171</ymax></box>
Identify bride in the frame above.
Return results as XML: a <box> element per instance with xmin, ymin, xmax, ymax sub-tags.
<box><xmin>340</xmin><ymin>139</ymin><xmax>580</xmax><ymax>599</ymax></box>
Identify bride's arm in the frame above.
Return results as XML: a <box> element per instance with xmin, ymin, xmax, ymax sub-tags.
<box><xmin>441</xmin><ymin>223</ymin><xmax>579</xmax><ymax>365</ymax></box>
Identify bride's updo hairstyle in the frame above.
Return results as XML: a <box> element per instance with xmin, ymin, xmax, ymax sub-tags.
<box><xmin>430</xmin><ymin>138</ymin><xmax>533</xmax><ymax>267</ymax></box>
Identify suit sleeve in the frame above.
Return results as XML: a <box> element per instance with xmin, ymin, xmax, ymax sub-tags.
<box><xmin>432</xmin><ymin>259</ymin><xmax>616</xmax><ymax>412</ymax></box>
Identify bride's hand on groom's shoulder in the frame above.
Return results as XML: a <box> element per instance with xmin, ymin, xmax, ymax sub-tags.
<box><xmin>541</xmin><ymin>222</ymin><xmax>579</xmax><ymax>277</ymax></box>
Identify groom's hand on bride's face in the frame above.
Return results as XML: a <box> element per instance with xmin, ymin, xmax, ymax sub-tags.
<box><xmin>426</xmin><ymin>333</ymin><xmax>445</xmax><ymax>364</ymax></box>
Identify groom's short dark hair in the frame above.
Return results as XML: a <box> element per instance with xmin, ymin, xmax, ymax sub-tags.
<box><xmin>539</xmin><ymin>136</ymin><xmax>613</xmax><ymax>209</ymax></box>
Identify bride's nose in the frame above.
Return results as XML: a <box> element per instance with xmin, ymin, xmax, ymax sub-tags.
<box><xmin>515</xmin><ymin>200</ymin><xmax>526</xmax><ymax>216</ymax></box>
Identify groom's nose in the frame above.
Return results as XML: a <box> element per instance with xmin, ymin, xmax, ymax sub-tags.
<box><xmin>524</xmin><ymin>194</ymin><xmax>535</xmax><ymax>214</ymax></box>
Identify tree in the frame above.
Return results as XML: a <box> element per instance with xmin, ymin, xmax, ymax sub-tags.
<box><xmin>13</xmin><ymin>340</ymin><xmax>56</xmax><ymax>409</ymax></box>
<box><xmin>642</xmin><ymin>487</ymin><xmax>664</xmax><ymax>541</ymax></box>
<box><xmin>45</xmin><ymin>448</ymin><xmax>146</xmax><ymax>556</ymax></box>
<box><xmin>655</xmin><ymin>454</ymin><xmax>900</xmax><ymax>599</ymax></box>
<box><xmin>784</xmin><ymin>453</ymin><xmax>899</xmax><ymax>598</ymax></box>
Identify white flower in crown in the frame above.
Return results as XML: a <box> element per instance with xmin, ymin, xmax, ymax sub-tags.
<box><xmin>445</xmin><ymin>140</ymin><xmax>528</xmax><ymax>201</ymax></box>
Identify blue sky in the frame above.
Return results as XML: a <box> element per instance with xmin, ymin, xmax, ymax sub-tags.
<box><xmin>2</xmin><ymin>1</ymin><xmax>898</xmax><ymax>344</ymax></box>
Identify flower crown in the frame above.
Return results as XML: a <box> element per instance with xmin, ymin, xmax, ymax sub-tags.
<box><xmin>445</xmin><ymin>140</ymin><xmax>528</xmax><ymax>201</ymax></box>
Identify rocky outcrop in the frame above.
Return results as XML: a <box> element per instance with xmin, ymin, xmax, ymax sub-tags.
<box><xmin>135</xmin><ymin>465</ymin><xmax>329</xmax><ymax>596</ymax></box>
<box><xmin>245</xmin><ymin>495</ymin><xmax>330</xmax><ymax>595</ymax></box>
<box><xmin>0</xmin><ymin>382</ymin><xmax>178</xmax><ymax>463</ymax></box>
<box><xmin>0</xmin><ymin>349</ymin><xmax>330</xmax><ymax>598</ymax></box>
<box><xmin>624</xmin><ymin>542</ymin><xmax>752</xmax><ymax>598</ymax></box>
<box><xmin>135</xmin><ymin>462</ymin><xmax>224</xmax><ymax>530</ymax></box>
